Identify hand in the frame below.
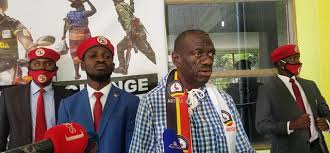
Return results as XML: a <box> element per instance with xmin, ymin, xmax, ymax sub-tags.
<box><xmin>316</xmin><ymin>117</ymin><xmax>329</xmax><ymax>131</ymax></box>
<box><xmin>289</xmin><ymin>114</ymin><xmax>311</xmax><ymax>130</ymax></box>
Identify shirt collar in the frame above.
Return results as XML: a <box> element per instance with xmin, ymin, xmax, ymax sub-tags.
<box><xmin>277</xmin><ymin>74</ymin><xmax>296</xmax><ymax>82</ymax></box>
<box><xmin>87</xmin><ymin>82</ymin><xmax>112</xmax><ymax>99</ymax></box>
<box><xmin>31</xmin><ymin>81</ymin><xmax>53</xmax><ymax>95</ymax></box>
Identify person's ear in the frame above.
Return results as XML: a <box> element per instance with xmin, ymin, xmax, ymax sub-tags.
<box><xmin>81</xmin><ymin>60</ymin><xmax>86</xmax><ymax>71</ymax></box>
<box><xmin>111</xmin><ymin>62</ymin><xmax>115</xmax><ymax>70</ymax></box>
<box><xmin>172</xmin><ymin>51</ymin><xmax>181</xmax><ymax>68</ymax></box>
<box><xmin>277</xmin><ymin>60</ymin><xmax>286</xmax><ymax>69</ymax></box>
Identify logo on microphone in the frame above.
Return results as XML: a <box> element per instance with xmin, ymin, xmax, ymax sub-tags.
<box><xmin>64</xmin><ymin>123</ymin><xmax>85</xmax><ymax>141</ymax></box>
<box><xmin>177</xmin><ymin>135</ymin><xmax>188</xmax><ymax>151</ymax></box>
<box><xmin>168</xmin><ymin>141</ymin><xmax>182</xmax><ymax>150</ymax></box>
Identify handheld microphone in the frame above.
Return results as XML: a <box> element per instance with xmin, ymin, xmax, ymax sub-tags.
<box><xmin>163</xmin><ymin>129</ymin><xmax>183</xmax><ymax>153</ymax></box>
<box><xmin>2</xmin><ymin>122</ymin><xmax>88</xmax><ymax>153</ymax></box>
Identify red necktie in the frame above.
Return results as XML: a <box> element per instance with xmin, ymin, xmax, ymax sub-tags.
<box><xmin>289</xmin><ymin>79</ymin><xmax>306</xmax><ymax>113</ymax></box>
<box><xmin>289</xmin><ymin>79</ymin><xmax>311</xmax><ymax>138</ymax></box>
<box><xmin>93</xmin><ymin>92</ymin><xmax>103</xmax><ymax>131</ymax></box>
<box><xmin>35</xmin><ymin>88</ymin><xmax>46</xmax><ymax>142</ymax></box>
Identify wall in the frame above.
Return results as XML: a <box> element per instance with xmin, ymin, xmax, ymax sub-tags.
<box><xmin>295</xmin><ymin>0</ymin><xmax>330</xmax><ymax>147</ymax></box>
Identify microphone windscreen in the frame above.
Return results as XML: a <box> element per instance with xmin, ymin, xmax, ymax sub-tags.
<box><xmin>43</xmin><ymin>122</ymin><xmax>88</xmax><ymax>153</ymax></box>
<box><xmin>163</xmin><ymin>129</ymin><xmax>183</xmax><ymax>153</ymax></box>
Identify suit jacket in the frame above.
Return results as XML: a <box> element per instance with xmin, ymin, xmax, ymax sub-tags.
<box><xmin>0</xmin><ymin>83</ymin><xmax>78</xmax><ymax>151</ymax></box>
<box><xmin>256</xmin><ymin>76</ymin><xmax>330</xmax><ymax>153</ymax></box>
<box><xmin>57</xmin><ymin>85</ymin><xmax>139</xmax><ymax>153</ymax></box>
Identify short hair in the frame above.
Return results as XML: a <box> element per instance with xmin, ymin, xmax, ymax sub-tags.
<box><xmin>173</xmin><ymin>29</ymin><xmax>209</xmax><ymax>53</ymax></box>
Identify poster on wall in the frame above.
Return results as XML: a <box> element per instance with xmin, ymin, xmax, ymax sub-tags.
<box><xmin>0</xmin><ymin>0</ymin><xmax>168</xmax><ymax>94</ymax></box>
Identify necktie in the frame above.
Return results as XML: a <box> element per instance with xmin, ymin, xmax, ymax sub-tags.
<box><xmin>289</xmin><ymin>79</ymin><xmax>311</xmax><ymax>138</ymax></box>
<box><xmin>93</xmin><ymin>92</ymin><xmax>103</xmax><ymax>131</ymax></box>
<box><xmin>289</xmin><ymin>79</ymin><xmax>306</xmax><ymax>113</ymax></box>
<box><xmin>35</xmin><ymin>88</ymin><xmax>46</xmax><ymax>142</ymax></box>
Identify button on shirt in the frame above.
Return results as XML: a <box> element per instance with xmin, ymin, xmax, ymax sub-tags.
<box><xmin>30</xmin><ymin>81</ymin><xmax>55</xmax><ymax>142</ymax></box>
<box><xmin>86</xmin><ymin>83</ymin><xmax>112</xmax><ymax>121</ymax></box>
<box><xmin>277</xmin><ymin>75</ymin><xmax>318</xmax><ymax>142</ymax></box>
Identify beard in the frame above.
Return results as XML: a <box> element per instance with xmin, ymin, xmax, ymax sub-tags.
<box><xmin>86</xmin><ymin>71</ymin><xmax>111</xmax><ymax>82</ymax></box>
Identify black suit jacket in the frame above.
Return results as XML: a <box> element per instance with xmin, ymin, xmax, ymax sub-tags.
<box><xmin>0</xmin><ymin>83</ymin><xmax>78</xmax><ymax>151</ymax></box>
<box><xmin>256</xmin><ymin>76</ymin><xmax>330</xmax><ymax>153</ymax></box>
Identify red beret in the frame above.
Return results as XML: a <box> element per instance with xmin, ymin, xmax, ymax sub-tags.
<box><xmin>271</xmin><ymin>44</ymin><xmax>300</xmax><ymax>63</ymax></box>
<box><xmin>43</xmin><ymin>122</ymin><xmax>88</xmax><ymax>153</ymax></box>
<box><xmin>28</xmin><ymin>47</ymin><xmax>60</xmax><ymax>62</ymax></box>
<box><xmin>77</xmin><ymin>36</ymin><xmax>115</xmax><ymax>60</ymax></box>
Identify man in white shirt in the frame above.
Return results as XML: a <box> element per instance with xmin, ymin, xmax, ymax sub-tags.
<box><xmin>256</xmin><ymin>44</ymin><xmax>330</xmax><ymax>153</ymax></box>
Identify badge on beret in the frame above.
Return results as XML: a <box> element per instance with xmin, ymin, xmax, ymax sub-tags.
<box><xmin>38</xmin><ymin>74</ymin><xmax>47</xmax><ymax>83</ymax></box>
<box><xmin>97</xmin><ymin>36</ymin><xmax>108</xmax><ymax>45</ymax></box>
<box><xmin>35</xmin><ymin>48</ymin><xmax>45</xmax><ymax>57</ymax></box>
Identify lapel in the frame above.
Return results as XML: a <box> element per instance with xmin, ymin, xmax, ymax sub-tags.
<box><xmin>98</xmin><ymin>85</ymin><xmax>121</xmax><ymax>138</ymax></box>
<box><xmin>273</xmin><ymin>76</ymin><xmax>302</xmax><ymax>114</ymax></box>
<box><xmin>20</xmin><ymin>83</ymin><xmax>33</xmax><ymax>141</ymax></box>
<box><xmin>53</xmin><ymin>85</ymin><xmax>61</xmax><ymax>120</ymax></box>
<box><xmin>77</xmin><ymin>89</ymin><xmax>95</xmax><ymax>133</ymax></box>
<box><xmin>296</xmin><ymin>78</ymin><xmax>318</xmax><ymax>117</ymax></box>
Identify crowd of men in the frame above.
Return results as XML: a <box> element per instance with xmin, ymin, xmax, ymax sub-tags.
<box><xmin>0</xmin><ymin>28</ymin><xmax>329</xmax><ymax>153</ymax></box>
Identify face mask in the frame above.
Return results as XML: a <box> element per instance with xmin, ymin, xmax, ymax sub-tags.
<box><xmin>28</xmin><ymin>69</ymin><xmax>57</xmax><ymax>86</ymax></box>
<box><xmin>280</xmin><ymin>60</ymin><xmax>302</xmax><ymax>75</ymax></box>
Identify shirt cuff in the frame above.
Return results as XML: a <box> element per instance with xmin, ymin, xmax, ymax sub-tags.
<box><xmin>287</xmin><ymin>121</ymin><xmax>294</xmax><ymax>134</ymax></box>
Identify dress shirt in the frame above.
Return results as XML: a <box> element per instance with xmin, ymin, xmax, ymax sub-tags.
<box><xmin>30</xmin><ymin>81</ymin><xmax>55</xmax><ymax>142</ymax></box>
<box><xmin>86</xmin><ymin>83</ymin><xmax>112</xmax><ymax>121</ymax></box>
<box><xmin>278</xmin><ymin>74</ymin><xmax>319</xmax><ymax>142</ymax></box>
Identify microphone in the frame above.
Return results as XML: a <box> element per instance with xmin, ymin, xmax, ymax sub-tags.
<box><xmin>2</xmin><ymin>122</ymin><xmax>88</xmax><ymax>153</ymax></box>
<box><xmin>163</xmin><ymin>129</ymin><xmax>183</xmax><ymax>153</ymax></box>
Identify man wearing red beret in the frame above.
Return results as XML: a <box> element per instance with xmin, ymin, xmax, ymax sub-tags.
<box><xmin>0</xmin><ymin>47</ymin><xmax>78</xmax><ymax>151</ymax></box>
<box><xmin>57</xmin><ymin>36</ymin><xmax>139</xmax><ymax>153</ymax></box>
<box><xmin>256</xmin><ymin>44</ymin><xmax>330</xmax><ymax>153</ymax></box>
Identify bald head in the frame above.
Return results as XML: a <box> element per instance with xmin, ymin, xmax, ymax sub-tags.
<box><xmin>174</xmin><ymin>29</ymin><xmax>210</xmax><ymax>54</ymax></box>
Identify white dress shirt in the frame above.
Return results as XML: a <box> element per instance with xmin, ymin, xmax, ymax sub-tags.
<box><xmin>278</xmin><ymin>74</ymin><xmax>318</xmax><ymax>142</ymax></box>
<box><xmin>30</xmin><ymin>81</ymin><xmax>56</xmax><ymax>142</ymax></box>
<box><xmin>86</xmin><ymin>83</ymin><xmax>112</xmax><ymax>121</ymax></box>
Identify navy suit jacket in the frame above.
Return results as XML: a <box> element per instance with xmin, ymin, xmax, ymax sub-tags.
<box><xmin>57</xmin><ymin>85</ymin><xmax>139</xmax><ymax>153</ymax></box>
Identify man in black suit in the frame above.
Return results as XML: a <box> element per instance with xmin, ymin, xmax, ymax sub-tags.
<box><xmin>0</xmin><ymin>47</ymin><xmax>78</xmax><ymax>151</ymax></box>
<box><xmin>256</xmin><ymin>44</ymin><xmax>330</xmax><ymax>153</ymax></box>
